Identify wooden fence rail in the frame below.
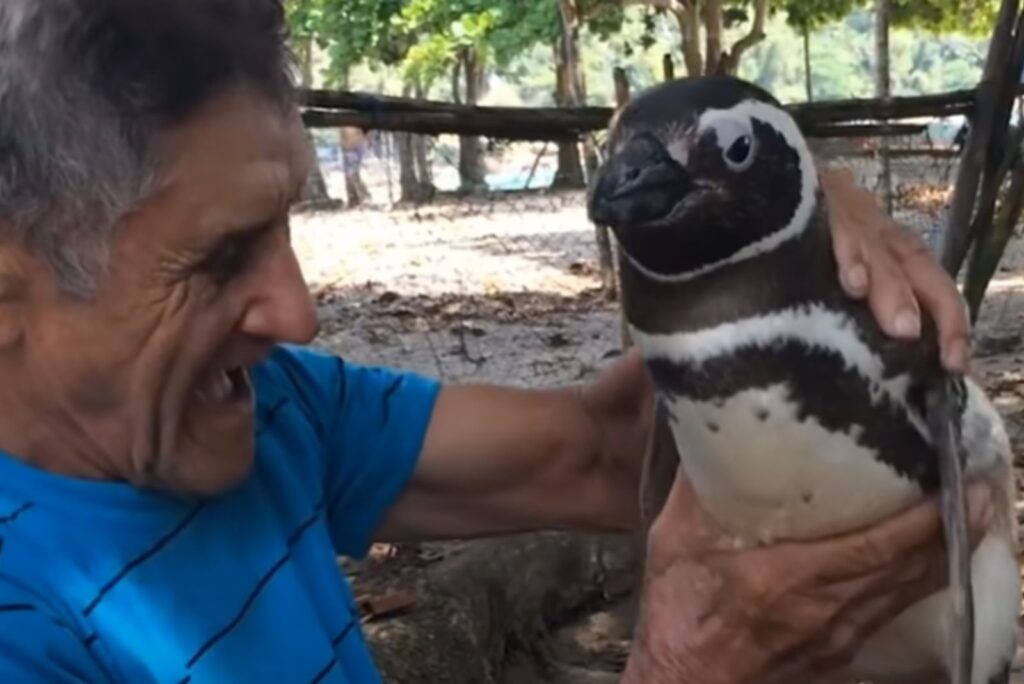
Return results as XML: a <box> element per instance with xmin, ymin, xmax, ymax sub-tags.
<box><xmin>297</xmin><ymin>86</ymin><xmax>994</xmax><ymax>141</ymax></box>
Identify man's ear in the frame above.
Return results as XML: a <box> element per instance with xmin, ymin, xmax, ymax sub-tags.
<box><xmin>0</xmin><ymin>241</ymin><xmax>31</xmax><ymax>351</ymax></box>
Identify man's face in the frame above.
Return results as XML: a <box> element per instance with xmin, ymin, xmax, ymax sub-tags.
<box><xmin>5</xmin><ymin>84</ymin><xmax>319</xmax><ymax>496</ymax></box>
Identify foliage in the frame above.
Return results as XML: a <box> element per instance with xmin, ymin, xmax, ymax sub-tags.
<box><xmin>285</xmin><ymin>0</ymin><xmax>626</xmax><ymax>91</ymax></box>
<box><xmin>782</xmin><ymin>0</ymin><xmax>862</xmax><ymax>30</ymax></box>
<box><xmin>735</xmin><ymin>8</ymin><xmax>988</xmax><ymax>101</ymax></box>
<box><xmin>285</xmin><ymin>0</ymin><xmax>993</xmax><ymax>103</ymax></box>
<box><xmin>283</xmin><ymin>0</ymin><xmax>409</xmax><ymax>85</ymax></box>
<box><xmin>888</xmin><ymin>0</ymin><xmax>999</xmax><ymax>35</ymax></box>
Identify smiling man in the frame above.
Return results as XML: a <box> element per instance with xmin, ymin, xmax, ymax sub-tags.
<box><xmin>0</xmin><ymin>1</ymin><xmax>988</xmax><ymax>683</ymax></box>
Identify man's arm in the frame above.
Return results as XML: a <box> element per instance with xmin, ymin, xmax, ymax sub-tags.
<box><xmin>374</xmin><ymin>351</ymin><xmax>652</xmax><ymax>541</ymax></box>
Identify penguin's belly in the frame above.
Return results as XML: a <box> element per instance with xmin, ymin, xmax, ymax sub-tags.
<box><xmin>641</xmin><ymin>315</ymin><xmax>1021</xmax><ymax>684</ymax></box>
<box><xmin>631</xmin><ymin>304</ymin><xmax>937</xmax><ymax>545</ymax></box>
<box><xmin>663</xmin><ymin>384</ymin><xmax>923</xmax><ymax>545</ymax></box>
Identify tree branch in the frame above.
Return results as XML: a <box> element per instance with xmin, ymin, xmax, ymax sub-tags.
<box><xmin>703</xmin><ymin>0</ymin><xmax>724</xmax><ymax>75</ymax></box>
<box><xmin>722</xmin><ymin>0</ymin><xmax>769</xmax><ymax>73</ymax></box>
<box><xmin>451</xmin><ymin>53</ymin><xmax>463</xmax><ymax>105</ymax></box>
<box><xmin>674</xmin><ymin>2</ymin><xmax>704</xmax><ymax>76</ymax></box>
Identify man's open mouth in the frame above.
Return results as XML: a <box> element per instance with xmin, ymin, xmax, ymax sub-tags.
<box><xmin>195</xmin><ymin>367</ymin><xmax>251</xmax><ymax>404</ymax></box>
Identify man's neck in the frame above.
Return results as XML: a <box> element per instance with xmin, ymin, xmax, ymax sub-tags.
<box><xmin>0</xmin><ymin>390</ymin><xmax>122</xmax><ymax>482</ymax></box>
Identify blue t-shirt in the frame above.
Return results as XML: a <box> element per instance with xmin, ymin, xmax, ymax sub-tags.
<box><xmin>0</xmin><ymin>344</ymin><xmax>440</xmax><ymax>683</ymax></box>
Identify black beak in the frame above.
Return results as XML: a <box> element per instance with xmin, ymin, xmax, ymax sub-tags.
<box><xmin>588</xmin><ymin>132</ymin><xmax>693</xmax><ymax>228</ymax></box>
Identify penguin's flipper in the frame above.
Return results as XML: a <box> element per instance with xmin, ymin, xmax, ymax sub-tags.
<box><xmin>925</xmin><ymin>378</ymin><xmax>974</xmax><ymax>684</ymax></box>
<box><xmin>639</xmin><ymin>397</ymin><xmax>682</xmax><ymax>537</ymax></box>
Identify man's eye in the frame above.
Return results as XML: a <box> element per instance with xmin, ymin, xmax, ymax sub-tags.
<box><xmin>200</xmin><ymin>232</ymin><xmax>260</xmax><ymax>282</ymax></box>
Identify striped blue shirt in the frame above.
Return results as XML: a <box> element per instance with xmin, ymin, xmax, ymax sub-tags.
<box><xmin>0</xmin><ymin>345</ymin><xmax>440</xmax><ymax>683</ymax></box>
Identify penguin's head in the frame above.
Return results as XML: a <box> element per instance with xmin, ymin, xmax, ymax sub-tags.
<box><xmin>588</xmin><ymin>76</ymin><xmax>819</xmax><ymax>282</ymax></box>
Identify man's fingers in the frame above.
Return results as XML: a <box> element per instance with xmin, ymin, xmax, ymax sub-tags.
<box><xmin>822</xmin><ymin>168</ymin><xmax>873</xmax><ymax>299</ymax></box>
<box><xmin>830</xmin><ymin>221</ymin><xmax>871</xmax><ymax>298</ymax></box>
<box><xmin>821</xmin><ymin>166</ymin><xmax>967</xmax><ymax>359</ymax></box>
<box><xmin>862</xmin><ymin>238</ymin><xmax>922</xmax><ymax>340</ymax></box>
<box><xmin>803</xmin><ymin>549</ymin><xmax>949</xmax><ymax>677</ymax></box>
<box><xmin>648</xmin><ymin>469</ymin><xmax>729</xmax><ymax>562</ymax></box>
<box><xmin>807</xmin><ymin>592</ymin><xmax>906</xmax><ymax>674</ymax></box>
<box><xmin>814</xmin><ymin>482</ymin><xmax>993</xmax><ymax>580</ymax></box>
<box><xmin>885</xmin><ymin>229</ymin><xmax>972</xmax><ymax>373</ymax></box>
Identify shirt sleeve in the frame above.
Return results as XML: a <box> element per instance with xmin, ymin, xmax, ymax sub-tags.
<box><xmin>262</xmin><ymin>345</ymin><xmax>441</xmax><ymax>559</ymax></box>
<box><xmin>0</xmin><ymin>582</ymin><xmax>112</xmax><ymax>683</ymax></box>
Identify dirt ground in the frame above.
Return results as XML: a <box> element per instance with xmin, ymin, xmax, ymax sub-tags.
<box><xmin>292</xmin><ymin>180</ymin><xmax>1024</xmax><ymax>683</ymax></box>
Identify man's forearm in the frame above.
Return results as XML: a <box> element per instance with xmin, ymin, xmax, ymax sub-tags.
<box><xmin>375</xmin><ymin>381</ymin><xmax>640</xmax><ymax>542</ymax></box>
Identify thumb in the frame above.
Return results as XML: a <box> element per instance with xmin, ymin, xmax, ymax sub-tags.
<box><xmin>649</xmin><ymin>468</ymin><xmax>731</xmax><ymax>561</ymax></box>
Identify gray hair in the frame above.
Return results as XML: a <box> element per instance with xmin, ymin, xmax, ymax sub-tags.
<box><xmin>0</xmin><ymin>0</ymin><xmax>295</xmax><ymax>297</ymax></box>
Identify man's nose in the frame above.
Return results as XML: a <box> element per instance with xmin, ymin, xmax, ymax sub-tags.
<box><xmin>238</xmin><ymin>239</ymin><xmax>320</xmax><ymax>344</ymax></box>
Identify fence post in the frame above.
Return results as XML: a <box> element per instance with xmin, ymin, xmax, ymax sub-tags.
<box><xmin>590</xmin><ymin>68</ymin><xmax>629</xmax><ymax>304</ymax></box>
<box><xmin>607</xmin><ymin>67</ymin><xmax>635</xmax><ymax>349</ymax></box>
<box><xmin>663</xmin><ymin>54</ymin><xmax>675</xmax><ymax>81</ymax></box>
<box><xmin>874</xmin><ymin>0</ymin><xmax>894</xmax><ymax>215</ymax></box>
<box><xmin>613</xmin><ymin>67</ymin><xmax>631</xmax><ymax>107</ymax></box>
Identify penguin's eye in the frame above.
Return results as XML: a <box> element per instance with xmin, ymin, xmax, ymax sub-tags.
<box><xmin>710</xmin><ymin>117</ymin><xmax>757</xmax><ymax>172</ymax></box>
<box><xmin>725</xmin><ymin>136</ymin><xmax>753</xmax><ymax>169</ymax></box>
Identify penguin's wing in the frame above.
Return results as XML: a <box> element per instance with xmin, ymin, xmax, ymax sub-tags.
<box><xmin>925</xmin><ymin>376</ymin><xmax>974</xmax><ymax>684</ymax></box>
<box><xmin>640</xmin><ymin>397</ymin><xmax>682</xmax><ymax>535</ymax></box>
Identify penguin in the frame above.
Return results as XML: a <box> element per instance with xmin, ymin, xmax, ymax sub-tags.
<box><xmin>587</xmin><ymin>75</ymin><xmax>1019</xmax><ymax>684</ymax></box>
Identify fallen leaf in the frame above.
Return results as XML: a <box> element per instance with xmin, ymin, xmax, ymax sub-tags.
<box><xmin>357</xmin><ymin>590</ymin><xmax>418</xmax><ymax>622</ymax></box>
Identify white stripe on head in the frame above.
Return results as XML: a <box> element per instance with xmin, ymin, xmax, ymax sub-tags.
<box><xmin>624</xmin><ymin>99</ymin><xmax>819</xmax><ymax>285</ymax></box>
<box><xmin>629</xmin><ymin>303</ymin><xmax>929</xmax><ymax>440</ymax></box>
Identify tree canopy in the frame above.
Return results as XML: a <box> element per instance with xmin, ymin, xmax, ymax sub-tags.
<box><xmin>285</xmin><ymin>0</ymin><xmax>993</xmax><ymax>104</ymax></box>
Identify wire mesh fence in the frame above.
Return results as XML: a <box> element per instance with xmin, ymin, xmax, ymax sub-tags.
<box><xmin>294</xmin><ymin>121</ymin><xmax>1024</xmax><ymax>391</ymax></box>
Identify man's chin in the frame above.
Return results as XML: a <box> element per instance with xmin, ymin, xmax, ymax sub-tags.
<box><xmin>158</xmin><ymin>436</ymin><xmax>256</xmax><ymax>498</ymax></box>
<box><xmin>157</xmin><ymin>399</ymin><xmax>258</xmax><ymax>497</ymax></box>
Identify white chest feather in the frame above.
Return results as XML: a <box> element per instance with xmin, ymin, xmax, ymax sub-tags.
<box><xmin>663</xmin><ymin>385</ymin><xmax>921</xmax><ymax>545</ymax></box>
<box><xmin>632</xmin><ymin>304</ymin><xmax>933</xmax><ymax>545</ymax></box>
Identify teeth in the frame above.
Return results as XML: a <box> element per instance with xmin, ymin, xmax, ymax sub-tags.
<box><xmin>197</xmin><ymin>369</ymin><xmax>233</xmax><ymax>403</ymax></box>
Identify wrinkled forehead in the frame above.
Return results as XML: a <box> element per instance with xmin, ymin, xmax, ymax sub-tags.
<box><xmin>151</xmin><ymin>85</ymin><xmax>311</xmax><ymax>224</ymax></box>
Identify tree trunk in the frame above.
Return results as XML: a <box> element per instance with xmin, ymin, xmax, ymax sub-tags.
<box><xmin>398</xmin><ymin>84</ymin><xmax>422</xmax><ymax>203</ymax></box>
<box><xmin>957</xmin><ymin>11</ymin><xmax>1024</xmax><ymax>278</ymax></box>
<box><xmin>298</xmin><ymin>35</ymin><xmax>315</xmax><ymax>88</ymax></box>
<box><xmin>672</xmin><ymin>5</ymin><xmax>704</xmax><ymax>77</ymax></box>
<box><xmin>964</xmin><ymin>150</ymin><xmax>1024</xmax><ymax>322</ymax></box>
<box><xmin>296</xmin><ymin>34</ymin><xmax>332</xmax><ymax>205</ymax></box>
<box><xmin>457</xmin><ymin>48</ymin><xmax>488</xmax><ymax>194</ymax></box>
<box><xmin>412</xmin><ymin>82</ymin><xmax>435</xmax><ymax>201</ymax></box>
<box><xmin>720</xmin><ymin>0</ymin><xmax>770</xmax><ymax>74</ymax></box>
<box><xmin>340</xmin><ymin>127</ymin><xmax>371</xmax><ymax>208</ymax></box>
<box><xmin>703</xmin><ymin>0</ymin><xmax>724</xmax><ymax>76</ymax></box>
<box><xmin>875</xmin><ymin>0</ymin><xmax>894</xmax><ymax>215</ymax></box>
<box><xmin>300</xmin><ymin>129</ymin><xmax>332</xmax><ymax>205</ymax></box>
<box><xmin>803</xmin><ymin>26</ymin><xmax>813</xmax><ymax>101</ymax></box>
<box><xmin>941</xmin><ymin>0</ymin><xmax>1024</xmax><ymax>275</ymax></box>
<box><xmin>552</xmin><ymin>0</ymin><xmax>586</xmax><ymax>190</ymax></box>
<box><xmin>397</xmin><ymin>133</ymin><xmax>420</xmax><ymax>203</ymax></box>
<box><xmin>663</xmin><ymin>53</ymin><xmax>676</xmax><ymax>81</ymax></box>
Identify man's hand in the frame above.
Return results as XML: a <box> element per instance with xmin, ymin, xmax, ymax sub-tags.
<box><xmin>622</xmin><ymin>473</ymin><xmax>995</xmax><ymax>684</ymax></box>
<box><xmin>822</xmin><ymin>168</ymin><xmax>971</xmax><ymax>373</ymax></box>
<box><xmin>375</xmin><ymin>352</ymin><xmax>655</xmax><ymax>542</ymax></box>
